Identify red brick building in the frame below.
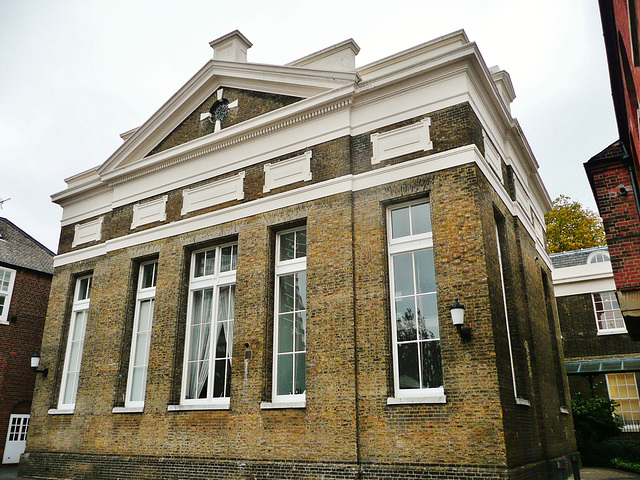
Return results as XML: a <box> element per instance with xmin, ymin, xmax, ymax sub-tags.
<box><xmin>585</xmin><ymin>0</ymin><xmax>640</xmax><ymax>338</ymax></box>
<box><xmin>0</xmin><ymin>218</ymin><xmax>53</xmax><ymax>464</ymax></box>
<box><xmin>23</xmin><ymin>31</ymin><xmax>577</xmax><ymax>479</ymax></box>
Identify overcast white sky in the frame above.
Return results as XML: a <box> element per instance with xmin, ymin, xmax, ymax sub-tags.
<box><xmin>0</xmin><ymin>0</ymin><xmax>618</xmax><ymax>253</ymax></box>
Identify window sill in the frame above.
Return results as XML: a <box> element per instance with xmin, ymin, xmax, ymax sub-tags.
<box><xmin>260</xmin><ymin>400</ymin><xmax>306</xmax><ymax>410</ymax></box>
<box><xmin>387</xmin><ymin>394</ymin><xmax>446</xmax><ymax>405</ymax></box>
<box><xmin>597</xmin><ymin>328</ymin><xmax>628</xmax><ymax>336</ymax></box>
<box><xmin>48</xmin><ymin>408</ymin><xmax>74</xmax><ymax>415</ymax></box>
<box><xmin>515</xmin><ymin>397</ymin><xmax>531</xmax><ymax>406</ymax></box>
<box><xmin>560</xmin><ymin>406</ymin><xmax>569</xmax><ymax>415</ymax></box>
<box><xmin>167</xmin><ymin>401</ymin><xmax>230</xmax><ymax>412</ymax></box>
<box><xmin>0</xmin><ymin>320</ymin><xmax>9</xmax><ymax>326</ymax></box>
<box><xmin>112</xmin><ymin>406</ymin><xmax>144</xmax><ymax>414</ymax></box>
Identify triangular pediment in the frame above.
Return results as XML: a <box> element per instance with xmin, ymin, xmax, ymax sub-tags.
<box><xmin>98</xmin><ymin>44</ymin><xmax>359</xmax><ymax>177</ymax></box>
<box><xmin>145</xmin><ymin>87</ymin><xmax>304</xmax><ymax>158</ymax></box>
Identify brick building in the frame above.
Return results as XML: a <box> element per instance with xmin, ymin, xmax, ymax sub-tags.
<box><xmin>0</xmin><ymin>218</ymin><xmax>53</xmax><ymax>464</ymax></box>
<box><xmin>23</xmin><ymin>31</ymin><xmax>577</xmax><ymax>479</ymax></box>
<box><xmin>585</xmin><ymin>0</ymin><xmax>640</xmax><ymax>338</ymax></box>
<box><xmin>552</xmin><ymin>246</ymin><xmax>640</xmax><ymax>434</ymax></box>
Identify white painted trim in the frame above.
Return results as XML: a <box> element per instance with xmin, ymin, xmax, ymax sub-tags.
<box><xmin>597</xmin><ymin>328</ymin><xmax>628</xmax><ymax>336</ymax></box>
<box><xmin>515</xmin><ymin>397</ymin><xmax>531</xmax><ymax>406</ymax></box>
<box><xmin>72</xmin><ymin>217</ymin><xmax>103</xmax><ymax>247</ymax></box>
<box><xmin>182</xmin><ymin>172</ymin><xmax>245</xmax><ymax>215</ymax></box>
<box><xmin>260</xmin><ymin>400</ymin><xmax>306</xmax><ymax>409</ymax></box>
<box><xmin>370</xmin><ymin>118</ymin><xmax>432</xmax><ymax>165</ymax></box>
<box><xmin>112</xmin><ymin>406</ymin><xmax>144</xmax><ymax>414</ymax></box>
<box><xmin>263</xmin><ymin>151</ymin><xmax>312</xmax><ymax>193</ymax></box>
<box><xmin>0</xmin><ymin>266</ymin><xmax>17</xmax><ymax>324</ymax></box>
<box><xmin>53</xmin><ymin>144</ymin><xmax>543</xmax><ymax>269</ymax></box>
<box><xmin>131</xmin><ymin>196</ymin><xmax>168</xmax><ymax>229</ymax></box>
<box><xmin>167</xmin><ymin>401</ymin><xmax>230</xmax><ymax>411</ymax></box>
<box><xmin>387</xmin><ymin>394</ymin><xmax>446</xmax><ymax>405</ymax></box>
<box><xmin>47</xmin><ymin>409</ymin><xmax>74</xmax><ymax>415</ymax></box>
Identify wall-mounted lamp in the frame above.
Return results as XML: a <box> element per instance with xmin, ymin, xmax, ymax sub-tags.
<box><xmin>450</xmin><ymin>298</ymin><xmax>471</xmax><ymax>341</ymax></box>
<box><xmin>31</xmin><ymin>351</ymin><xmax>48</xmax><ymax>377</ymax></box>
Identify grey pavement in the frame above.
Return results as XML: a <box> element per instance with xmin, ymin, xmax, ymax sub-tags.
<box><xmin>1</xmin><ymin>464</ymin><xmax>638</xmax><ymax>480</ymax></box>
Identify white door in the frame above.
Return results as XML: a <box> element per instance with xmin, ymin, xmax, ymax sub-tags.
<box><xmin>2</xmin><ymin>414</ymin><xmax>29</xmax><ymax>464</ymax></box>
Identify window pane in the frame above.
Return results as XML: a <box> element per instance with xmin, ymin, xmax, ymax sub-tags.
<box><xmin>295</xmin><ymin>352</ymin><xmax>305</xmax><ymax>395</ymax></box>
<box><xmin>277</xmin><ymin>354</ymin><xmax>294</xmax><ymax>396</ymax></box>
<box><xmin>393</xmin><ymin>253</ymin><xmax>415</xmax><ymax>297</ymax></box>
<box><xmin>218</xmin><ymin>286</ymin><xmax>231</xmax><ymax>321</ymax></box>
<box><xmin>296</xmin><ymin>271</ymin><xmax>306</xmax><ymax>311</ymax></box>
<box><xmin>213</xmin><ymin>359</ymin><xmax>228</xmax><ymax>397</ymax></box>
<box><xmin>63</xmin><ymin>372</ymin><xmax>78</xmax><ymax>405</ymax></box>
<box><xmin>138</xmin><ymin>299</ymin><xmax>154</xmax><ymax>332</ymax></box>
<box><xmin>411</xmin><ymin>202</ymin><xmax>431</xmax><ymax>235</ymax></box>
<box><xmin>278</xmin><ymin>314</ymin><xmax>294</xmax><ymax>353</ymax></box>
<box><xmin>134</xmin><ymin>332</ymin><xmax>149</xmax><ymax>365</ymax></box>
<box><xmin>279</xmin><ymin>275</ymin><xmax>295</xmax><ymax>313</ymax></box>
<box><xmin>280</xmin><ymin>232</ymin><xmax>295</xmax><ymax>261</ymax></box>
<box><xmin>72</xmin><ymin>311</ymin><xmax>87</xmax><ymax>341</ymax></box>
<box><xmin>420</xmin><ymin>340</ymin><xmax>443</xmax><ymax>389</ymax></box>
<box><xmin>220</xmin><ymin>246</ymin><xmax>234</xmax><ymax>272</ymax></box>
<box><xmin>215</xmin><ymin>322</ymin><xmax>229</xmax><ymax>358</ymax></box>
<box><xmin>295</xmin><ymin>312</ymin><xmax>306</xmax><ymax>351</ymax></box>
<box><xmin>414</xmin><ymin>249</ymin><xmax>436</xmax><ymax>294</ymax></box>
<box><xmin>77</xmin><ymin>277</ymin><xmax>91</xmax><ymax>301</ymax></box>
<box><xmin>296</xmin><ymin>229</ymin><xmax>307</xmax><ymax>258</ymax></box>
<box><xmin>417</xmin><ymin>293</ymin><xmax>439</xmax><ymax>340</ymax></box>
<box><xmin>395</xmin><ymin>297</ymin><xmax>417</xmax><ymax>342</ymax></box>
<box><xmin>141</xmin><ymin>263</ymin><xmax>157</xmax><ymax>288</ymax></box>
<box><xmin>391</xmin><ymin>206</ymin><xmax>411</xmax><ymax>239</ymax></box>
<box><xmin>129</xmin><ymin>367</ymin><xmax>146</xmax><ymax>402</ymax></box>
<box><xmin>398</xmin><ymin>343</ymin><xmax>420</xmax><ymax>389</ymax></box>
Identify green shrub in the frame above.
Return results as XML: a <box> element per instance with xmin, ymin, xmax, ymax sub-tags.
<box><xmin>611</xmin><ymin>457</ymin><xmax>640</xmax><ymax>474</ymax></box>
<box><xmin>571</xmin><ymin>393</ymin><xmax>622</xmax><ymax>447</ymax></box>
<box><xmin>579</xmin><ymin>438</ymin><xmax>640</xmax><ymax>468</ymax></box>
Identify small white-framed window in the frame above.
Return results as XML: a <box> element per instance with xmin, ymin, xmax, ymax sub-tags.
<box><xmin>387</xmin><ymin>201</ymin><xmax>444</xmax><ymax>403</ymax></box>
<box><xmin>587</xmin><ymin>251</ymin><xmax>610</xmax><ymax>264</ymax></box>
<box><xmin>271</xmin><ymin>227</ymin><xmax>307</xmax><ymax>405</ymax></box>
<box><xmin>606</xmin><ymin>372</ymin><xmax>640</xmax><ymax>430</ymax></box>
<box><xmin>0</xmin><ymin>266</ymin><xmax>16</xmax><ymax>324</ymax></box>
<box><xmin>181</xmin><ymin>243</ymin><xmax>237</xmax><ymax>407</ymax></box>
<box><xmin>58</xmin><ymin>275</ymin><xmax>92</xmax><ymax>410</ymax></box>
<box><xmin>124</xmin><ymin>261</ymin><xmax>158</xmax><ymax>409</ymax></box>
<box><xmin>593</xmin><ymin>291</ymin><xmax>626</xmax><ymax>334</ymax></box>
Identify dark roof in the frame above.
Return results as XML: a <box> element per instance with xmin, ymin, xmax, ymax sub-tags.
<box><xmin>0</xmin><ymin>218</ymin><xmax>54</xmax><ymax>274</ymax></box>
<box><xmin>550</xmin><ymin>245</ymin><xmax>609</xmax><ymax>269</ymax></box>
<box><xmin>566</xmin><ymin>356</ymin><xmax>640</xmax><ymax>374</ymax></box>
<box><xmin>587</xmin><ymin>139</ymin><xmax>625</xmax><ymax>164</ymax></box>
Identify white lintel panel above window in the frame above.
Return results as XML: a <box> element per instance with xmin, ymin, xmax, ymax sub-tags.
<box><xmin>182</xmin><ymin>171</ymin><xmax>245</xmax><ymax>216</ymax></box>
<box><xmin>131</xmin><ymin>196</ymin><xmax>168</xmax><ymax>230</ymax></box>
<box><xmin>72</xmin><ymin>217</ymin><xmax>103</xmax><ymax>247</ymax></box>
<box><xmin>263</xmin><ymin>151</ymin><xmax>312</xmax><ymax>193</ymax></box>
<box><xmin>370</xmin><ymin>118</ymin><xmax>433</xmax><ymax>165</ymax></box>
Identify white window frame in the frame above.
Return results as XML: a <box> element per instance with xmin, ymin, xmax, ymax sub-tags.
<box><xmin>593</xmin><ymin>291</ymin><xmax>627</xmax><ymax>335</ymax></box>
<box><xmin>386</xmin><ymin>201</ymin><xmax>445</xmax><ymax>404</ymax></box>
<box><xmin>263</xmin><ymin>226</ymin><xmax>307</xmax><ymax>408</ymax></box>
<box><xmin>179</xmin><ymin>243</ymin><xmax>237</xmax><ymax>409</ymax></box>
<box><xmin>606</xmin><ymin>372</ymin><xmax>640</xmax><ymax>431</ymax></box>
<box><xmin>0</xmin><ymin>266</ymin><xmax>16</xmax><ymax>324</ymax></box>
<box><xmin>57</xmin><ymin>275</ymin><xmax>92</xmax><ymax>411</ymax></box>
<box><xmin>587</xmin><ymin>251</ymin><xmax>610</xmax><ymax>264</ymax></box>
<box><xmin>123</xmin><ymin>261</ymin><xmax>157</xmax><ymax>409</ymax></box>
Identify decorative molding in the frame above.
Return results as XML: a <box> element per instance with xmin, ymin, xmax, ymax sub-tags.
<box><xmin>182</xmin><ymin>172</ymin><xmax>245</xmax><ymax>215</ymax></box>
<box><xmin>131</xmin><ymin>196</ymin><xmax>168</xmax><ymax>230</ymax></box>
<box><xmin>72</xmin><ymin>217</ymin><xmax>103</xmax><ymax>247</ymax></box>
<box><xmin>263</xmin><ymin>151</ymin><xmax>312</xmax><ymax>193</ymax></box>
<box><xmin>370</xmin><ymin>118</ymin><xmax>432</xmax><ymax>165</ymax></box>
<box><xmin>107</xmin><ymin>100</ymin><xmax>352</xmax><ymax>187</ymax></box>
